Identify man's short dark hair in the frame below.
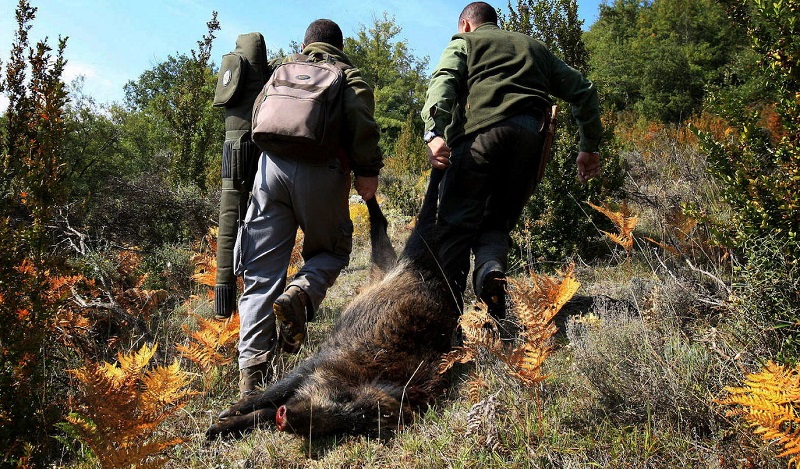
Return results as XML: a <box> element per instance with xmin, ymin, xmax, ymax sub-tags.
<box><xmin>459</xmin><ymin>2</ymin><xmax>498</xmax><ymax>25</ymax></box>
<box><xmin>304</xmin><ymin>19</ymin><xmax>344</xmax><ymax>49</ymax></box>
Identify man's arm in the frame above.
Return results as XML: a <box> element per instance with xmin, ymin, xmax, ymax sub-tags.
<box><xmin>421</xmin><ymin>37</ymin><xmax>468</xmax><ymax>168</ymax></box>
<box><xmin>342</xmin><ymin>67</ymin><xmax>383</xmax><ymax>177</ymax></box>
<box><xmin>548</xmin><ymin>55</ymin><xmax>603</xmax><ymax>154</ymax></box>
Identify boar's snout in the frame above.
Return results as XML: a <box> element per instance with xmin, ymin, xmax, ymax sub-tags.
<box><xmin>276</xmin><ymin>405</ymin><xmax>288</xmax><ymax>431</ymax></box>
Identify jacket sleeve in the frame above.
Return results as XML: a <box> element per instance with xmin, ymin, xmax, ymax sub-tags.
<box><xmin>548</xmin><ymin>54</ymin><xmax>603</xmax><ymax>153</ymax></box>
<box><xmin>421</xmin><ymin>38</ymin><xmax>468</xmax><ymax>136</ymax></box>
<box><xmin>342</xmin><ymin>67</ymin><xmax>383</xmax><ymax>177</ymax></box>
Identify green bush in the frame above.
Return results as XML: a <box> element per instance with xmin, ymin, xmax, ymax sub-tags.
<box><xmin>565</xmin><ymin>301</ymin><xmax>723</xmax><ymax>434</ymax></box>
<box><xmin>728</xmin><ymin>235</ymin><xmax>800</xmax><ymax>361</ymax></box>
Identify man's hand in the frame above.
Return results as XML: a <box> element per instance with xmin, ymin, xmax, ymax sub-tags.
<box><xmin>354</xmin><ymin>175</ymin><xmax>379</xmax><ymax>201</ymax></box>
<box><xmin>576</xmin><ymin>151</ymin><xmax>601</xmax><ymax>183</ymax></box>
<box><xmin>427</xmin><ymin>137</ymin><xmax>451</xmax><ymax>170</ymax></box>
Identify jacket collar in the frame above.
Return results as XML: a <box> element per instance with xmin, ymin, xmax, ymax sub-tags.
<box><xmin>301</xmin><ymin>42</ymin><xmax>354</xmax><ymax>67</ymax></box>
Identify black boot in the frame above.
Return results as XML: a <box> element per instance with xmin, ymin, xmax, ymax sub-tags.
<box><xmin>474</xmin><ymin>260</ymin><xmax>506</xmax><ymax>321</ymax></box>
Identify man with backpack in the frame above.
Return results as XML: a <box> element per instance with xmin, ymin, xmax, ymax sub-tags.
<box><xmin>234</xmin><ymin>19</ymin><xmax>382</xmax><ymax>396</ymax></box>
<box><xmin>421</xmin><ymin>2</ymin><xmax>602</xmax><ymax>324</ymax></box>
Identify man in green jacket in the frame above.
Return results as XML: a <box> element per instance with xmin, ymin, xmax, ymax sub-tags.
<box><xmin>235</xmin><ymin>19</ymin><xmax>383</xmax><ymax>395</ymax></box>
<box><xmin>421</xmin><ymin>2</ymin><xmax>602</xmax><ymax>321</ymax></box>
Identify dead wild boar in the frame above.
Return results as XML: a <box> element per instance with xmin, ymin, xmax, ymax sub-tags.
<box><xmin>206</xmin><ymin>170</ymin><xmax>458</xmax><ymax>439</ymax></box>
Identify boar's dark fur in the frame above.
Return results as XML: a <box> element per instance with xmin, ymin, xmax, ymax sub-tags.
<box><xmin>206</xmin><ymin>170</ymin><xmax>458</xmax><ymax>439</ymax></box>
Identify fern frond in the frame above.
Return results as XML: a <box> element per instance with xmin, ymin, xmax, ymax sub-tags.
<box><xmin>588</xmin><ymin>200</ymin><xmax>639</xmax><ymax>251</ymax></box>
<box><xmin>604</xmin><ymin>231</ymin><xmax>634</xmax><ymax>252</ymax></box>
<box><xmin>439</xmin><ymin>346</ymin><xmax>477</xmax><ymax>374</ymax></box>
<box><xmin>67</xmin><ymin>343</ymin><xmax>195</xmax><ymax>466</ymax></box>
<box><xmin>505</xmin><ymin>342</ymin><xmax>551</xmax><ymax>385</ymax></box>
<box><xmin>717</xmin><ymin>361</ymin><xmax>800</xmax><ymax>466</ymax></box>
<box><xmin>141</xmin><ymin>360</ymin><xmax>198</xmax><ymax>409</ymax></box>
<box><xmin>467</xmin><ymin>371</ymin><xmax>488</xmax><ymax>404</ymax></box>
<box><xmin>509</xmin><ymin>265</ymin><xmax>580</xmax><ymax>329</ymax></box>
<box><xmin>459</xmin><ymin>303</ymin><xmax>503</xmax><ymax>352</ymax></box>
<box><xmin>117</xmin><ymin>342</ymin><xmax>158</xmax><ymax>376</ymax></box>
<box><xmin>644</xmin><ymin>236</ymin><xmax>681</xmax><ymax>256</ymax></box>
<box><xmin>502</xmin><ymin>267</ymin><xmax>579</xmax><ymax>385</ymax></box>
<box><xmin>177</xmin><ymin>313</ymin><xmax>239</xmax><ymax>374</ymax></box>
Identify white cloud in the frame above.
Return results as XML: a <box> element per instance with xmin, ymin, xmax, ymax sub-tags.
<box><xmin>0</xmin><ymin>94</ymin><xmax>9</xmax><ymax>114</ymax></box>
<box><xmin>63</xmin><ymin>60</ymin><xmax>98</xmax><ymax>82</ymax></box>
<box><xmin>63</xmin><ymin>60</ymin><xmax>123</xmax><ymax>104</ymax></box>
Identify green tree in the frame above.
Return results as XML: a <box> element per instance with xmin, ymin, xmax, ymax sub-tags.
<box><xmin>0</xmin><ymin>0</ymin><xmax>70</xmax><ymax>463</ymax></box>
<box><xmin>698</xmin><ymin>0</ymin><xmax>799</xmax><ymax>254</ymax></box>
<box><xmin>581</xmin><ymin>0</ymin><xmax>644</xmax><ymax>112</ymax></box>
<box><xmin>123</xmin><ymin>12</ymin><xmax>222</xmax><ymax>191</ymax></box>
<box><xmin>344</xmin><ymin>13</ymin><xmax>429</xmax><ymax>151</ymax></box>
<box><xmin>695</xmin><ymin>0</ymin><xmax>799</xmax><ymax>357</ymax></box>
<box><xmin>585</xmin><ymin>0</ymin><xmax>748</xmax><ymax>122</ymax></box>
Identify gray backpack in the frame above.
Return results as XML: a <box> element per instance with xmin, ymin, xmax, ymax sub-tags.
<box><xmin>251</xmin><ymin>53</ymin><xmax>349</xmax><ymax>159</ymax></box>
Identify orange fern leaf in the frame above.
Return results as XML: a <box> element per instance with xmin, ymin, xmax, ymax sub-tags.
<box><xmin>459</xmin><ymin>303</ymin><xmax>504</xmax><ymax>351</ymax></box>
<box><xmin>66</xmin><ymin>343</ymin><xmax>197</xmax><ymax>467</ymax></box>
<box><xmin>644</xmin><ymin>236</ymin><xmax>681</xmax><ymax>256</ymax></box>
<box><xmin>587</xmin><ymin>200</ymin><xmax>638</xmax><ymax>251</ymax></box>
<box><xmin>509</xmin><ymin>266</ymin><xmax>580</xmax><ymax>329</ymax></box>
<box><xmin>502</xmin><ymin>267</ymin><xmax>580</xmax><ymax>385</ymax></box>
<box><xmin>467</xmin><ymin>371</ymin><xmax>488</xmax><ymax>404</ymax></box>
<box><xmin>177</xmin><ymin>313</ymin><xmax>240</xmax><ymax>385</ymax></box>
<box><xmin>439</xmin><ymin>346</ymin><xmax>477</xmax><ymax>374</ymax></box>
<box><xmin>717</xmin><ymin>361</ymin><xmax>800</xmax><ymax>466</ymax></box>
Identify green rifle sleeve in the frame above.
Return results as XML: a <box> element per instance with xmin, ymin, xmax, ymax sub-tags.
<box><xmin>213</xmin><ymin>32</ymin><xmax>268</xmax><ymax>318</ymax></box>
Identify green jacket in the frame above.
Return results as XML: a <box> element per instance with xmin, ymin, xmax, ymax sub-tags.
<box><xmin>278</xmin><ymin>42</ymin><xmax>383</xmax><ymax>176</ymax></box>
<box><xmin>422</xmin><ymin>24</ymin><xmax>602</xmax><ymax>152</ymax></box>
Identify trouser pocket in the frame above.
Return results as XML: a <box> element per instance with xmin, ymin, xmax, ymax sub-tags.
<box><xmin>233</xmin><ymin>222</ymin><xmax>248</xmax><ymax>276</ymax></box>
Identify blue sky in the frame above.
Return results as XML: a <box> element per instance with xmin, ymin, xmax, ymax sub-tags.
<box><xmin>0</xmin><ymin>0</ymin><xmax>602</xmax><ymax>110</ymax></box>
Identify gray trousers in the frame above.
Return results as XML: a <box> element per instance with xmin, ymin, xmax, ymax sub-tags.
<box><xmin>234</xmin><ymin>152</ymin><xmax>353</xmax><ymax>369</ymax></box>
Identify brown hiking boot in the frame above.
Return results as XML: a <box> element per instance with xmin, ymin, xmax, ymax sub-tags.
<box><xmin>239</xmin><ymin>362</ymin><xmax>272</xmax><ymax>397</ymax></box>
<box><xmin>273</xmin><ymin>285</ymin><xmax>312</xmax><ymax>354</ymax></box>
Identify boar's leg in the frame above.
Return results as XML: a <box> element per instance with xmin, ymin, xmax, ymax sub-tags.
<box><xmin>217</xmin><ymin>364</ymin><xmax>310</xmax><ymax>419</ymax></box>
<box><xmin>366</xmin><ymin>197</ymin><xmax>397</xmax><ymax>279</ymax></box>
<box><xmin>205</xmin><ymin>407</ymin><xmax>277</xmax><ymax>438</ymax></box>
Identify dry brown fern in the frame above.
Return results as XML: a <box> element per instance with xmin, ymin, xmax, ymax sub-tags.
<box><xmin>441</xmin><ymin>267</ymin><xmax>579</xmax><ymax>388</ymax></box>
<box><xmin>504</xmin><ymin>266</ymin><xmax>580</xmax><ymax>384</ymax></box>
<box><xmin>587</xmin><ymin>200</ymin><xmax>638</xmax><ymax>252</ymax></box>
<box><xmin>466</xmin><ymin>392</ymin><xmax>501</xmax><ymax>451</ymax></box>
<box><xmin>66</xmin><ymin>343</ymin><xmax>197</xmax><ymax>468</ymax></box>
<box><xmin>467</xmin><ymin>371</ymin><xmax>489</xmax><ymax>404</ymax></box>
<box><xmin>439</xmin><ymin>304</ymin><xmax>499</xmax><ymax>374</ymax></box>
<box><xmin>717</xmin><ymin>361</ymin><xmax>800</xmax><ymax>466</ymax></box>
<box><xmin>177</xmin><ymin>313</ymin><xmax>240</xmax><ymax>387</ymax></box>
